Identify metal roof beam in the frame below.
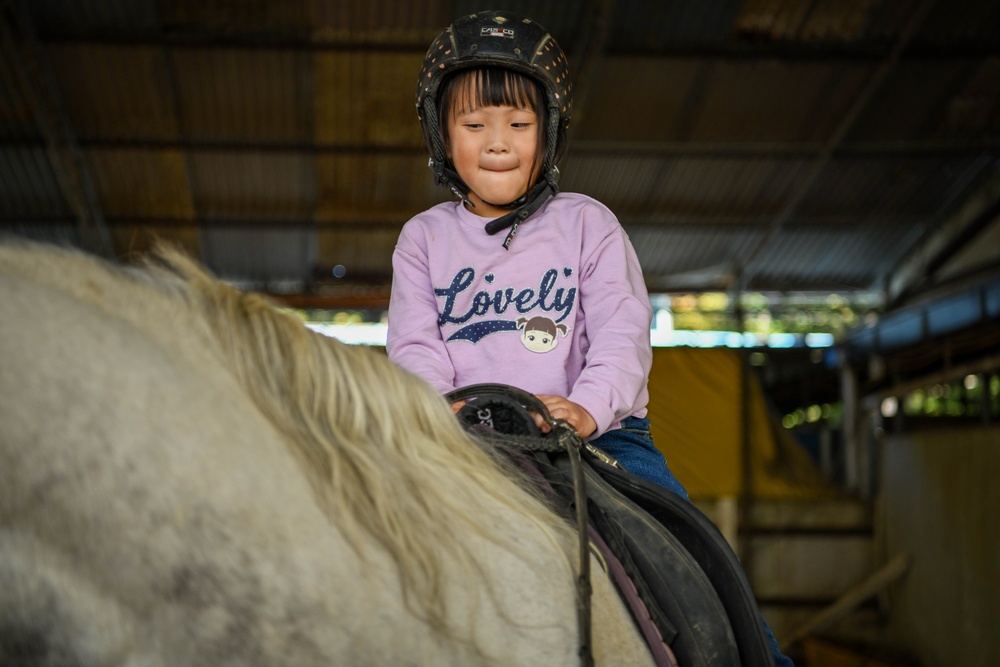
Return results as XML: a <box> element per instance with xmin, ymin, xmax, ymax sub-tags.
<box><xmin>4</xmin><ymin>136</ymin><xmax>992</xmax><ymax>160</ymax></box>
<box><xmin>885</xmin><ymin>163</ymin><xmax>1000</xmax><ymax>308</ymax></box>
<box><xmin>0</xmin><ymin>212</ymin><xmax>928</xmax><ymax>231</ymax></box>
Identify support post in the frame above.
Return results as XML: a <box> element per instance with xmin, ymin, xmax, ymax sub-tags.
<box><xmin>840</xmin><ymin>362</ymin><xmax>860</xmax><ymax>493</ymax></box>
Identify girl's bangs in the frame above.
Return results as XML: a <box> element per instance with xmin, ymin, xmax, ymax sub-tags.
<box><xmin>451</xmin><ymin>67</ymin><xmax>542</xmax><ymax>113</ymax></box>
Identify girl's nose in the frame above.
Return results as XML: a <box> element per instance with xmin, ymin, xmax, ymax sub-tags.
<box><xmin>485</xmin><ymin>128</ymin><xmax>509</xmax><ymax>153</ymax></box>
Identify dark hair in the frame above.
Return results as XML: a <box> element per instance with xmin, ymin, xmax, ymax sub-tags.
<box><xmin>520</xmin><ymin>316</ymin><xmax>559</xmax><ymax>336</ymax></box>
<box><xmin>437</xmin><ymin>66</ymin><xmax>561</xmax><ymax>189</ymax></box>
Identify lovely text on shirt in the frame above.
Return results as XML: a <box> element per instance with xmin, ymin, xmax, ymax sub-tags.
<box><xmin>436</xmin><ymin>267</ymin><xmax>576</xmax><ymax>337</ymax></box>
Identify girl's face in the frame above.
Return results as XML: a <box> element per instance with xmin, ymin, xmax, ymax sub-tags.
<box><xmin>445</xmin><ymin>75</ymin><xmax>542</xmax><ymax>218</ymax></box>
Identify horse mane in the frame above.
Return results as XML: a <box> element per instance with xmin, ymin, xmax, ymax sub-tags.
<box><xmin>146</xmin><ymin>245</ymin><xmax>576</xmax><ymax>635</ymax></box>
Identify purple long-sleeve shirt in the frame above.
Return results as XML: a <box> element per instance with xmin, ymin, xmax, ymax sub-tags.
<box><xmin>386</xmin><ymin>192</ymin><xmax>652</xmax><ymax>438</ymax></box>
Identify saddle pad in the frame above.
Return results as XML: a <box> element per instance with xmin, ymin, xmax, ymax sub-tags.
<box><xmin>588</xmin><ymin>524</ymin><xmax>678</xmax><ymax>667</ymax></box>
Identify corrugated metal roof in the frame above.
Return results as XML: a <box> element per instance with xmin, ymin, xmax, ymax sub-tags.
<box><xmin>1</xmin><ymin>0</ymin><xmax>998</xmax><ymax>308</ymax></box>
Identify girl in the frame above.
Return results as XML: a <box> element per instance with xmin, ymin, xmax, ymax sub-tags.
<box><xmin>386</xmin><ymin>12</ymin><xmax>687</xmax><ymax>498</ymax></box>
<box><xmin>387</xmin><ymin>9</ymin><xmax>688</xmax><ymax>497</ymax></box>
<box><xmin>387</xmin><ymin>12</ymin><xmax>687</xmax><ymax>498</ymax></box>
<box><xmin>387</xmin><ymin>13</ymin><xmax>792</xmax><ymax>665</ymax></box>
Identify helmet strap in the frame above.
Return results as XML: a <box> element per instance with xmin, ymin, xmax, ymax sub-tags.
<box><xmin>423</xmin><ymin>96</ymin><xmax>457</xmax><ymax>190</ymax></box>
<box><xmin>483</xmin><ymin>169</ymin><xmax>559</xmax><ymax>250</ymax></box>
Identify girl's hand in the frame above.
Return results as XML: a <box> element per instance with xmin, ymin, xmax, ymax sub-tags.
<box><xmin>534</xmin><ymin>394</ymin><xmax>597</xmax><ymax>438</ymax></box>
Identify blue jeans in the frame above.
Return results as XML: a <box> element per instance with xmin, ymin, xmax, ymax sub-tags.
<box><xmin>592</xmin><ymin>416</ymin><xmax>690</xmax><ymax>500</ymax></box>
<box><xmin>592</xmin><ymin>416</ymin><xmax>794</xmax><ymax>667</ymax></box>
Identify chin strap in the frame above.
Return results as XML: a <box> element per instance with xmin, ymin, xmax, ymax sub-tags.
<box><xmin>482</xmin><ymin>170</ymin><xmax>560</xmax><ymax>249</ymax></box>
<box><xmin>430</xmin><ymin>163</ymin><xmax>559</xmax><ymax>250</ymax></box>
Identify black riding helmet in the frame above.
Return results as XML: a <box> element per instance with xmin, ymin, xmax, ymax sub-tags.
<box><xmin>416</xmin><ymin>11</ymin><xmax>573</xmax><ymax>248</ymax></box>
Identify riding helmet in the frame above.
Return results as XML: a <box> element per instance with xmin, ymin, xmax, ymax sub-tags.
<box><xmin>415</xmin><ymin>11</ymin><xmax>573</xmax><ymax>244</ymax></box>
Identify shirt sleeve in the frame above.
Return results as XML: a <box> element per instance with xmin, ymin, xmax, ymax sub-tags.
<box><xmin>567</xmin><ymin>223</ymin><xmax>653</xmax><ymax>437</ymax></box>
<box><xmin>385</xmin><ymin>227</ymin><xmax>457</xmax><ymax>395</ymax></box>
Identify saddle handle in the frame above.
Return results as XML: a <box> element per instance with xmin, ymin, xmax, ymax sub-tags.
<box><xmin>447</xmin><ymin>383</ymin><xmax>623</xmax><ymax>468</ymax></box>
<box><xmin>445</xmin><ymin>383</ymin><xmax>558</xmax><ymax>433</ymax></box>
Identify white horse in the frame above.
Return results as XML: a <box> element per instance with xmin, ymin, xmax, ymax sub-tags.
<box><xmin>0</xmin><ymin>238</ymin><xmax>655</xmax><ymax>667</ymax></box>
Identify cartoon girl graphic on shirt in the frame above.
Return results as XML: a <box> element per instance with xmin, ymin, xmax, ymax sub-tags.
<box><xmin>516</xmin><ymin>316</ymin><xmax>568</xmax><ymax>353</ymax></box>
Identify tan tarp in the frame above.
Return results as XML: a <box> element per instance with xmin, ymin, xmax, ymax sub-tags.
<box><xmin>648</xmin><ymin>347</ymin><xmax>833</xmax><ymax>500</ymax></box>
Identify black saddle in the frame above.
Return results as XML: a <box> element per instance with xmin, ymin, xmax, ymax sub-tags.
<box><xmin>446</xmin><ymin>384</ymin><xmax>774</xmax><ymax>667</ymax></box>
